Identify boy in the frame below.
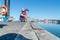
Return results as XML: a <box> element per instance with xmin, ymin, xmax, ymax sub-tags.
<box><xmin>20</xmin><ymin>9</ymin><xmax>29</xmax><ymax>22</ymax></box>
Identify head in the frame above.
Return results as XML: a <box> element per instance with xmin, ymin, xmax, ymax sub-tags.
<box><xmin>25</xmin><ymin>9</ymin><xmax>29</xmax><ymax>13</ymax></box>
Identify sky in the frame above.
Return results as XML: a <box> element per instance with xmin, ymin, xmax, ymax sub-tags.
<box><xmin>0</xmin><ymin>0</ymin><xmax>60</xmax><ymax>20</ymax></box>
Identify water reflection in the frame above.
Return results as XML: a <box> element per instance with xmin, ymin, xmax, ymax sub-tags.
<box><xmin>38</xmin><ymin>23</ymin><xmax>60</xmax><ymax>38</ymax></box>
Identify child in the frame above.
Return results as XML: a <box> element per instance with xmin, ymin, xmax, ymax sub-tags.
<box><xmin>20</xmin><ymin>9</ymin><xmax>29</xmax><ymax>22</ymax></box>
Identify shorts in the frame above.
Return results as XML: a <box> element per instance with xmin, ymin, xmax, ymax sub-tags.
<box><xmin>20</xmin><ymin>17</ymin><xmax>25</xmax><ymax>21</ymax></box>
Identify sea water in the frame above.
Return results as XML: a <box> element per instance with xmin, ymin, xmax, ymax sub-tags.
<box><xmin>38</xmin><ymin>23</ymin><xmax>60</xmax><ymax>38</ymax></box>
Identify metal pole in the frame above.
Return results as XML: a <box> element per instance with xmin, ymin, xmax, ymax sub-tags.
<box><xmin>5</xmin><ymin>0</ymin><xmax>10</xmax><ymax>18</ymax></box>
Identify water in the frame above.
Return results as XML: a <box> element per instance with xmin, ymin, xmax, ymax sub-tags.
<box><xmin>38</xmin><ymin>23</ymin><xmax>60</xmax><ymax>38</ymax></box>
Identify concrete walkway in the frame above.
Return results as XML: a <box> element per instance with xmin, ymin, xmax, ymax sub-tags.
<box><xmin>14</xmin><ymin>22</ymin><xmax>60</xmax><ymax>40</ymax></box>
<box><xmin>0</xmin><ymin>21</ymin><xmax>60</xmax><ymax>40</ymax></box>
<box><xmin>0</xmin><ymin>21</ymin><xmax>26</xmax><ymax>40</ymax></box>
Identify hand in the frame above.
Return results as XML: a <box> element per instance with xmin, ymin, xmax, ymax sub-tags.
<box><xmin>20</xmin><ymin>14</ymin><xmax>23</xmax><ymax>16</ymax></box>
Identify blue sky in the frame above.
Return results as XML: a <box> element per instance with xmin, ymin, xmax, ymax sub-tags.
<box><xmin>0</xmin><ymin>0</ymin><xmax>60</xmax><ymax>20</ymax></box>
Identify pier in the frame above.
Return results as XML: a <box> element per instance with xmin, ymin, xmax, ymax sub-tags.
<box><xmin>0</xmin><ymin>21</ymin><xmax>60</xmax><ymax>40</ymax></box>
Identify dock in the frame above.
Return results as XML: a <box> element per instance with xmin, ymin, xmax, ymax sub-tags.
<box><xmin>0</xmin><ymin>21</ymin><xmax>60</xmax><ymax>40</ymax></box>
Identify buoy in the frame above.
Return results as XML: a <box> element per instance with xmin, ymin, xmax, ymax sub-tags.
<box><xmin>0</xmin><ymin>6</ymin><xmax>8</xmax><ymax>15</ymax></box>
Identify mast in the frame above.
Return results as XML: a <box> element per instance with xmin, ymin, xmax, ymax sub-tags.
<box><xmin>5</xmin><ymin>0</ymin><xmax>10</xmax><ymax>18</ymax></box>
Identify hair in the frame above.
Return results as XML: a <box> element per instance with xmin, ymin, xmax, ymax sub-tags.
<box><xmin>25</xmin><ymin>9</ymin><xmax>29</xmax><ymax>11</ymax></box>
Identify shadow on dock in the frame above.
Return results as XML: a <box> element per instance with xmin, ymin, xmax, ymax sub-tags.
<box><xmin>0</xmin><ymin>33</ymin><xmax>31</xmax><ymax>40</ymax></box>
<box><xmin>0</xmin><ymin>24</ymin><xmax>8</xmax><ymax>28</ymax></box>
